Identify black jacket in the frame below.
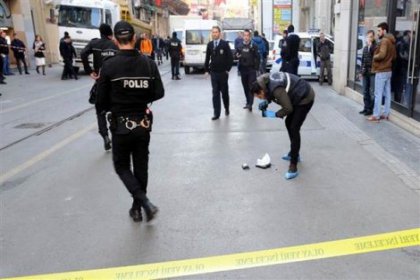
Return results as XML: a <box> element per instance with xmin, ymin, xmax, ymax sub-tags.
<box><xmin>11</xmin><ymin>39</ymin><xmax>26</xmax><ymax>58</ymax></box>
<box><xmin>60</xmin><ymin>41</ymin><xmax>76</xmax><ymax>60</ymax></box>
<box><xmin>0</xmin><ymin>37</ymin><xmax>9</xmax><ymax>55</ymax></box>
<box><xmin>204</xmin><ymin>39</ymin><xmax>233</xmax><ymax>73</ymax></box>
<box><xmin>96</xmin><ymin>50</ymin><xmax>165</xmax><ymax>115</ymax></box>
<box><xmin>317</xmin><ymin>40</ymin><xmax>333</xmax><ymax>61</ymax></box>
<box><xmin>283</xmin><ymin>33</ymin><xmax>300</xmax><ymax>61</ymax></box>
<box><xmin>361</xmin><ymin>43</ymin><xmax>376</xmax><ymax>75</ymax></box>
<box><xmin>168</xmin><ymin>37</ymin><xmax>182</xmax><ymax>59</ymax></box>
<box><xmin>33</xmin><ymin>41</ymin><xmax>46</xmax><ymax>58</ymax></box>
<box><xmin>81</xmin><ymin>36</ymin><xmax>118</xmax><ymax>75</ymax></box>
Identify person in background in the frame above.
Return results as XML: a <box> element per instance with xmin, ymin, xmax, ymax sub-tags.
<box><xmin>139</xmin><ymin>33</ymin><xmax>153</xmax><ymax>59</ymax></box>
<box><xmin>11</xmin><ymin>32</ymin><xmax>29</xmax><ymax>75</ymax></box>
<box><xmin>252</xmin><ymin>31</ymin><xmax>266</xmax><ymax>74</ymax></box>
<box><xmin>0</xmin><ymin>31</ymin><xmax>13</xmax><ymax>75</ymax></box>
<box><xmin>168</xmin><ymin>31</ymin><xmax>182</xmax><ymax>80</ymax></box>
<box><xmin>280</xmin><ymin>25</ymin><xmax>300</xmax><ymax>75</ymax></box>
<box><xmin>61</xmin><ymin>35</ymin><xmax>77</xmax><ymax>80</ymax></box>
<box><xmin>152</xmin><ymin>34</ymin><xmax>164</xmax><ymax>65</ymax></box>
<box><xmin>33</xmin><ymin>35</ymin><xmax>46</xmax><ymax>75</ymax></box>
<box><xmin>359</xmin><ymin>30</ymin><xmax>376</xmax><ymax>116</ymax></box>
<box><xmin>261</xmin><ymin>33</ymin><xmax>270</xmax><ymax>73</ymax></box>
<box><xmin>234</xmin><ymin>31</ymin><xmax>244</xmax><ymax>50</ymax></box>
<box><xmin>279</xmin><ymin>29</ymin><xmax>288</xmax><ymax>61</ymax></box>
<box><xmin>368</xmin><ymin>22</ymin><xmax>396</xmax><ymax>122</ymax></box>
<box><xmin>317</xmin><ymin>32</ymin><xmax>333</xmax><ymax>85</ymax></box>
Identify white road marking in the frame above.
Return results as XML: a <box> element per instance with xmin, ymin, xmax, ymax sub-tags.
<box><xmin>0</xmin><ymin>122</ymin><xmax>96</xmax><ymax>185</ymax></box>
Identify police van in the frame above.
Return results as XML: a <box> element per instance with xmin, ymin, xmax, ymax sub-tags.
<box><xmin>183</xmin><ymin>19</ymin><xmax>219</xmax><ymax>74</ymax></box>
<box><xmin>271</xmin><ymin>31</ymin><xmax>335</xmax><ymax>79</ymax></box>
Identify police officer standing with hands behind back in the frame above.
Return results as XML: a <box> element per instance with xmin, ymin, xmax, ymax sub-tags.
<box><xmin>81</xmin><ymin>23</ymin><xmax>118</xmax><ymax>151</ymax></box>
<box><xmin>205</xmin><ymin>26</ymin><xmax>233</xmax><ymax>120</ymax></box>
<box><xmin>96</xmin><ymin>21</ymin><xmax>164</xmax><ymax>223</ymax></box>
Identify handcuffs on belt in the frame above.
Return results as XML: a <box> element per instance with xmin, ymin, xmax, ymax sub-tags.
<box><xmin>119</xmin><ymin>108</ymin><xmax>152</xmax><ymax>131</ymax></box>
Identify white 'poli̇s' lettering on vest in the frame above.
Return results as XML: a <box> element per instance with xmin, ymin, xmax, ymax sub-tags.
<box><xmin>123</xmin><ymin>80</ymin><xmax>149</xmax><ymax>89</ymax></box>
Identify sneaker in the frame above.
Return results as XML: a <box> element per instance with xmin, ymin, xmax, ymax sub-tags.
<box><xmin>367</xmin><ymin>116</ymin><xmax>380</xmax><ymax>122</ymax></box>
<box><xmin>285</xmin><ymin>170</ymin><xmax>299</xmax><ymax>180</ymax></box>
<box><xmin>380</xmin><ymin>115</ymin><xmax>389</xmax><ymax>120</ymax></box>
<box><xmin>359</xmin><ymin>110</ymin><xmax>367</xmax><ymax>114</ymax></box>
<box><xmin>129</xmin><ymin>208</ymin><xmax>143</xmax><ymax>222</ymax></box>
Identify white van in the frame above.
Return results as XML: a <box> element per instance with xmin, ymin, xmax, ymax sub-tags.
<box><xmin>184</xmin><ymin>19</ymin><xmax>219</xmax><ymax>74</ymax></box>
<box><xmin>271</xmin><ymin>32</ymin><xmax>334</xmax><ymax>79</ymax></box>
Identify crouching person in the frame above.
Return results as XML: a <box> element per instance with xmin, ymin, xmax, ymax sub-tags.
<box><xmin>251</xmin><ymin>72</ymin><xmax>315</xmax><ymax>179</ymax></box>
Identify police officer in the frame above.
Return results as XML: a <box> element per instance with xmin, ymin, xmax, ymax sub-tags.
<box><xmin>81</xmin><ymin>24</ymin><xmax>118</xmax><ymax>151</ymax></box>
<box><xmin>251</xmin><ymin>72</ymin><xmax>315</xmax><ymax>180</ymax></box>
<box><xmin>204</xmin><ymin>26</ymin><xmax>233</xmax><ymax>120</ymax></box>
<box><xmin>96</xmin><ymin>21</ymin><xmax>164</xmax><ymax>222</ymax></box>
<box><xmin>168</xmin><ymin>31</ymin><xmax>182</xmax><ymax>80</ymax></box>
<box><xmin>235</xmin><ymin>29</ymin><xmax>260</xmax><ymax>111</ymax></box>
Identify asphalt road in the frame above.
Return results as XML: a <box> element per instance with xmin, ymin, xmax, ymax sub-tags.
<box><xmin>0</xmin><ymin>61</ymin><xmax>419</xmax><ymax>279</ymax></box>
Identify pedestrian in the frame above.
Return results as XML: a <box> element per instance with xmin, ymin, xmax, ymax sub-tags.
<box><xmin>168</xmin><ymin>31</ymin><xmax>182</xmax><ymax>80</ymax></box>
<box><xmin>359</xmin><ymin>30</ymin><xmax>376</xmax><ymax>116</ymax></box>
<box><xmin>251</xmin><ymin>31</ymin><xmax>266</xmax><ymax>74</ymax></box>
<box><xmin>152</xmin><ymin>34</ymin><xmax>164</xmax><ymax>65</ymax></box>
<box><xmin>60</xmin><ymin>35</ymin><xmax>78</xmax><ymax>80</ymax></box>
<box><xmin>139</xmin><ymin>33</ymin><xmax>153</xmax><ymax>59</ymax></box>
<box><xmin>33</xmin><ymin>35</ymin><xmax>46</xmax><ymax>75</ymax></box>
<box><xmin>393</xmin><ymin>30</ymin><xmax>410</xmax><ymax>104</ymax></box>
<box><xmin>234</xmin><ymin>31</ymin><xmax>244</xmax><ymax>50</ymax></box>
<box><xmin>164</xmin><ymin>36</ymin><xmax>170</xmax><ymax>60</ymax></box>
<box><xmin>0</xmin><ymin>53</ymin><xmax>5</xmax><ymax>85</ymax></box>
<box><xmin>368</xmin><ymin>22</ymin><xmax>396</xmax><ymax>122</ymax></box>
<box><xmin>317</xmin><ymin>32</ymin><xmax>333</xmax><ymax>85</ymax></box>
<box><xmin>0</xmin><ymin>31</ymin><xmax>13</xmax><ymax>75</ymax></box>
<box><xmin>279</xmin><ymin>29</ymin><xmax>288</xmax><ymax>50</ymax></box>
<box><xmin>204</xmin><ymin>26</ymin><xmax>234</xmax><ymax>120</ymax></box>
<box><xmin>96</xmin><ymin>21</ymin><xmax>164</xmax><ymax>222</ymax></box>
<box><xmin>280</xmin><ymin>25</ymin><xmax>300</xmax><ymax>75</ymax></box>
<box><xmin>11</xmin><ymin>33</ymin><xmax>29</xmax><ymax>75</ymax></box>
<box><xmin>235</xmin><ymin>29</ymin><xmax>260</xmax><ymax>112</ymax></box>
<box><xmin>261</xmin><ymin>33</ymin><xmax>270</xmax><ymax>73</ymax></box>
<box><xmin>81</xmin><ymin>23</ymin><xmax>118</xmax><ymax>151</ymax></box>
<box><xmin>251</xmin><ymin>71</ymin><xmax>315</xmax><ymax>179</ymax></box>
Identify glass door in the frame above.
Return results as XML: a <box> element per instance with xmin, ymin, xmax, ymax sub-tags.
<box><xmin>392</xmin><ymin>1</ymin><xmax>420</xmax><ymax>120</ymax></box>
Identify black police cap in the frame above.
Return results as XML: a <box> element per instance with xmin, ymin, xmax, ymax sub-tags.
<box><xmin>114</xmin><ymin>21</ymin><xmax>134</xmax><ymax>38</ymax></box>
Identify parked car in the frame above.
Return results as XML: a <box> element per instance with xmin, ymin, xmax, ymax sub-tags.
<box><xmin>271</xmin><ymin>32</ymin><xmax>335</xmax><ymax>79</ymax></box>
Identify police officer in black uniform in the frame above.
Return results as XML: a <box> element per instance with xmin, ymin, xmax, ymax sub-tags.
<box><xmin>81</xmin><ymin>24</ymin><xmax>118</xmax><ymax>151</ymax></box>
<box><xmin>235</xmin><ymin>29</ymin><xmax>260</xmax><ymax>111</ymax></box>
<box><xmin>251</xmin><ymin>72</ymin><xmax>315</xmax><ymax>180</ymax></box>
<box><xmin>96</xmin><ymin>21</ymin><xmax>164</xmax><ymax>222</ymax></box>
<box><xmin>168</xmin><ymin>31</ymin><xmax>182</xmax><ymax>80</ymax></box>
<box><xmin>204</xmin><ymin>26</ymin><xmax>233</xmax><ymax>120</ymax></box>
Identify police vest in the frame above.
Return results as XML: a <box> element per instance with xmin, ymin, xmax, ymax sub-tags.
<box><xmin>239</xmin><ymin>43</ymin><xmax>257</xmax><ymax>68</ymax></box>
<box><xmin>269</xmin><ymin>72</ymin><xmax>310</xmax><ymax>105</ymax></box>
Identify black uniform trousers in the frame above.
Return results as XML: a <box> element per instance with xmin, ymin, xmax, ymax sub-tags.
<box><xmin>211</xmin><ymin>71</ymin><xmax>229</xmax><ymax>117</ymax></box>
<box><xmin>280</xmin><ymin>57</ymin><xmax>299</xmax><ymax>75</ymax></box>
<box><xmin>15</xmin><ymin>55</ymin><xmax>28</xmax><ymax>74</ymax></box>
<box><xmin>95</xmin><ymin>103</ymin><xmax>109</xmax><ymax>137</ymax></box>
<box><xmin>240</xmin><ymin>68</ymin><xmax>257</xmax><ymax>106</ymax></box>
<box><xmin>62</xmin><ymin>58</ymin><xmax>76</xmax><ymax>79</ymax></box>
<box><xmin>170</xmin><ymin>57</ymin><xmax>180</xmax><ymax>76</ymax></box>
<box><xmin>285</xmin><ymin>100</ymin><xmax>314</xmax><ymax>165</ymax></box>
<box><xmin>112</xmin><ymin>127</ymin><xmax>150</xmax><ymax>208</ymax></box>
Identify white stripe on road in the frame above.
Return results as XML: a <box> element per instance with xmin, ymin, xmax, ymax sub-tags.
<box><xmin>0</xmin><ymin>85</ymin><xmax>91</xmax><ymax>114</ymax></box>
<box><xmin>0</xmin><ymin>122</ymin><xmax>96</xmax><ymax>185</ymax></box>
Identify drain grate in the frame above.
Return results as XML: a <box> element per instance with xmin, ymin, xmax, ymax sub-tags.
<box><xmin>14</xmin><ymin>123</ymin><xmax>47</xmax><ymax>129</ymax></box>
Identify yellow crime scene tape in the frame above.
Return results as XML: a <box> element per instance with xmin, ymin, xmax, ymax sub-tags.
<box><xmin>3</xmin><ymin>228</ymin><xmax>419</xmax><ymax>280</ymax></box>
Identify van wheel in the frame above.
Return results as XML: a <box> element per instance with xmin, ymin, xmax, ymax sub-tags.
<box><xmin>185</xmin><ymin>66</ymin><xmax>191</xmax><ymax>74</ymax></box>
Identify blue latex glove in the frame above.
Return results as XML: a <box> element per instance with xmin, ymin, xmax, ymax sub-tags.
<box><xmin>258</xmin><ymin>100</ymin><xmax>269</xmax><ymax>111</ymax></box>
<box><xmin>263</xmin><ymin>110</ymin><xmax>277</xmax><ymax>118</ymax></box>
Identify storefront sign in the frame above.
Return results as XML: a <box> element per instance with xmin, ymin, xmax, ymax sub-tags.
<box><xmin>273</xmin><ymin>0</ymin><xmax>291</xmax><ymax>35</ymax></box>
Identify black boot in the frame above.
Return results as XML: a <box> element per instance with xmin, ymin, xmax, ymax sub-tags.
<box><xmin>103</xmin><ymin>135</ymin><xmax>111</xmax><ymax>151</ymax></box>
<box><xmin>143</xmin><ymin>200</ymin><xmax>159</xmax><ymax>222</ymax></box>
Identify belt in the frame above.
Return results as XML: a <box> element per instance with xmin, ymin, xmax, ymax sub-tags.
<box><xmin>117</xmin><ymin>115</ymin><xmax>150</xmax><ymax>131</ymax></box>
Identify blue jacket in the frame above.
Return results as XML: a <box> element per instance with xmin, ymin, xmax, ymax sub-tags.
<box><xmin>252</xmin><ymin>36</ymin><xmax>266</xmax><ymax>57</ymax></box>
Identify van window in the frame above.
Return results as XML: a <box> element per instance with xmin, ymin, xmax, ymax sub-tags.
<box><xmin>186</xmin><ymin>30</ymin><xmax>211</xmax><ymax>45</ymax></box>
<box><xmin>105</xmin><ymin>10</ymin><xmax>112</xmax><ymax>26</ymax></box>
<box><xmin>299</xmin><ymin>38</ymin><xmax>312</xmax><ymax>52</ymax></box>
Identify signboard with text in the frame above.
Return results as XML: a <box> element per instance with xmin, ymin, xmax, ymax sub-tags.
<box><xmin>273</xmin><ymin>0</ymin><xmax>291</xmax><ymax>36</ymax></box>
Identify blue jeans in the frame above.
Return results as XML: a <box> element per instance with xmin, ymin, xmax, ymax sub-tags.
<box><xmin>373</xmin><ymin>71</ymin><xmax>392</xmax><ymax>118</ymax></box>
<box><xmin>2</xmin><ymin>54</ymin><xmax>11</xmax><ymax>75</ymax></box>
<box><xmin>362</xmin><ymin>74</ymin><xmax>375</xmax><ymax>112</ymax></box>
